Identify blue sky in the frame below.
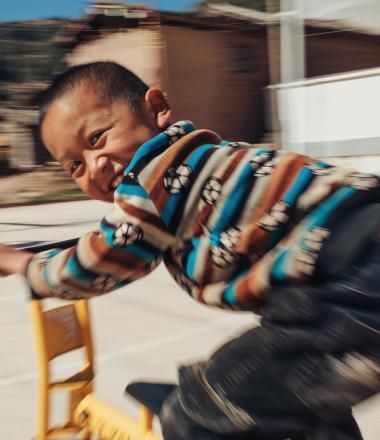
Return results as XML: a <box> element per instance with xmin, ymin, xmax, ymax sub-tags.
<box><xmin>1</xmin><ymin>0</ymin><xmax>200</xmax><ymax>22</ymax></box>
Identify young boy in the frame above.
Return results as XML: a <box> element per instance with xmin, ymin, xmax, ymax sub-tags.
<box><xmin>1</xmin><ymin>61</ymin><xmax>380</xmax><ymax>440</ymax></box>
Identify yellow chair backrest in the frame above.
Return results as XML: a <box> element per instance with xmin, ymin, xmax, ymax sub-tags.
<box><xmin>30</xmin><ymin>299</ymin><xmax>94</xmax><ymax>440</ymax></box>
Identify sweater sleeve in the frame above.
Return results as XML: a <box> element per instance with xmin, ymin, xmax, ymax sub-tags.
<box><xmin>26</xmin><ymin>175</ymin><xmax>175</xmax><ymax>300</ymax></box>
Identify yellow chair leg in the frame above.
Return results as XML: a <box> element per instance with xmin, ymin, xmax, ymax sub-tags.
<box><xmin>70</xmin><ymin>385</ymin><xmax>93</xmax><ymax>439</ymax></box>
<box><xmin>69</xmin><ymin>386</ymin><xmax>90</xmax><ymax>421</ymax></box>
<box><xmin>139</xmin><ymin>405</ymin><xmax>153</xmax><ymax>433</ymax></box>
<box><xmin>78</xmin><ymin>428</ymin><xmax>91</xmax><ymax>440</ymax></box>
<box><xmin>36</xmin><ymin>385</ymin><xmax>49</xmax><ymax>440</ymax></box>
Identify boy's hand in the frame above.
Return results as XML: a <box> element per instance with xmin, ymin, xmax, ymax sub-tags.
<box><xmin>0</xmin><ymin>244</ymin><xmax>33</xmax><ymax>277</ymax></box>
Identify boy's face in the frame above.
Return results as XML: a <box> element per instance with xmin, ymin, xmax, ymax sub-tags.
<box><xmin>40</xmin><ymin>83</ymin><xmax>171</xmax><ymax>202</ymax></box>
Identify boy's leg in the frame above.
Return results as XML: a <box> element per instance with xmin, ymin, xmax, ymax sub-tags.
<box><xmin>161</xmin><ymin>237</ymin><xmax>380</xmax><ymax>440</ymax></box>
<box><xmin>161</xmin><ymin>382</ymin><xmax>308</xmax><ymax>440</ymax></box>
<box><xmin>160</xmin><ymin>326</ymin><xmax>365</xmax><ymax>440</ymax></box>
<box><xmin>306</xmin><ymin>417</ymin><xmax>363</xmax><ymax>440</ymax></box>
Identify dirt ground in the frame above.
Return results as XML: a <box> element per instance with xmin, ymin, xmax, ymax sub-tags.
<box><xmin>0</xmin><ymin>167</ymin><xmax>87</xmax><ymax>206</ymax></box>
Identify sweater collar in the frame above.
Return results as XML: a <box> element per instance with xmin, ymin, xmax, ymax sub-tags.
<box><xmin>126</xmin><ymin>121</ymin><xmax>197</xmax><ymax>172</ymax></box>
<box><xmin>162</xmin><ymin>120</ymin><xmax>197</xmax><ymax>145</ymax></box>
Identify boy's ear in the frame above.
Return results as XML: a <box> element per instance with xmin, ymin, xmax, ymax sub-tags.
<box><xmin>145</xmin><ymin>88</ymin><xmax>171</xmax><ymax>129</ymax></box>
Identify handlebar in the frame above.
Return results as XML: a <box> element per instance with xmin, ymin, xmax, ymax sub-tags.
<box><xmin>21</xmin><ymin>238</ymin><xmax>79</xmax><ymax>253</ymax></box>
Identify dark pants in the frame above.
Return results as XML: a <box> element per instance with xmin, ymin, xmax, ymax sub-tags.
<box><xmin>160</xmin><ymin>237</ymin><xmax>380</xmax><ymax>440</ymax></box>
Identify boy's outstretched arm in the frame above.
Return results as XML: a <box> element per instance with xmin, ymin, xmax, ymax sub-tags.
<box><xmin>19</xmin><ymin>175</ymin><xmax>174</xmax><ymax>300</ymax></box>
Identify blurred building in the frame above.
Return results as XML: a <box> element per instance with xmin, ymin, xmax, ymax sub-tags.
<box><xmin>0</xmin><ymin>19</ymin><xmax>67</xmax><ymax>171</ymax></box>
<box><xmin>0</xmin><ymin>82</ymin><xmax>45</xmax><ymax>170</ymax></box>
<box><xmin>54</xmin><ymin>2</ymin><xmax>270</xmax><ymax>143</ymax></box>
<box><xmin>1</xmin><ymin>1</ymin><xmax>380</xmax><ymax>171</ymax></box>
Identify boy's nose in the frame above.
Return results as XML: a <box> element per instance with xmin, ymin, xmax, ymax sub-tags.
<box><xmin>87</xmin><ymin>155</ymin><xmax>110</xmax><ymax>180</ymax></box>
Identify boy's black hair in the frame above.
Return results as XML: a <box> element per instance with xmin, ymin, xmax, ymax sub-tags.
<box><xmin>39</xmin><ymin>61</ymin><xmax>149</xmax><ymax>124</ymax></box>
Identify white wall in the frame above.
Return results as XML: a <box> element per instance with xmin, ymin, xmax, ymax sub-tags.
<box><xmin>272</xmin><ymin>67</ymin><xmax>380</xmax><ymax>157</ymax></box>
<box><xmin>66</xmin><ymin>29</ymin><xmax>162</xmax><ymax>88</ymax></box>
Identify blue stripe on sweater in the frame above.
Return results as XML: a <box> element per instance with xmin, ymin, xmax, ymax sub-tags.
<box><xmin>211</xmin><ymin>150</ymin><xmax>272</xmax><ymax>236</ymax></box>
<box><xmin>271</xmin><ymin>249</ymin><xmax>289</xmax><ymax>281</ymax></box>
<box><xmin>99</xmin><ymin>224</ymin><xmax>156</xmax><ymax>261</ymax></box>
<box><xmin>224</xmin><ymin>283</ymin><xmax>239</xmax><ymax>305</ymax></box>
<box><xmin>301</xmin><ymin>186</ymin><xmax>357</xmax><ymax>239</ymax></box>
<box><xmin>125</xmin><ymin>122</ymin><xmax>196</xmax><ymax>174</ymax></box>
<box><xmin>211</xmin><ymin>163</ymin><xmax>252</xmax><ymax>235</ymax></box>
<box><xmin>271</xmin><ymin>186</ymin><xmax>357</xmax><ymax>280</ymax></box>
<box><xmin>66</xmin><ymin>255</ymin><xmax>94</xmax><ymax>282</ymax></box>
<box><xmin>125</xmin><ymin>133</ymin><xmax>169</xmax><ymax>173</ymax></box>
<box><xmin>282</xmin><ymin>167</ymin><xmax>314</xmax><ymax>205</ymax></box>
<box><xmin>185</xmin><ymin>238</ymin><xmax>200</xmax><ymax>278</ymax></box>
<box><xmin>115</xmin><ymin>183</ymin><xmax>151</xmax><ymax>199</ymax></box>
<box><xmin>268</xmin><ymin>166</ymin><xmax>314</xmax><ymax>249</ymax></box>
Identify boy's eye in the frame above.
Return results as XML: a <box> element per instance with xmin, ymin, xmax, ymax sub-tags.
<box><xmin>90</xmin><ymin>131</ymin><xmax>104</xmax><ymax>146</ymax></box>
<box><xmin>69</xmin><ymin>161</ymin><xmax>82</xmax><ymax>175</ymax></box>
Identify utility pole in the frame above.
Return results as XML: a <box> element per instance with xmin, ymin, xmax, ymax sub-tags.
<box><xmin>280</xmin><ymin>0</ymin><xmax>305</xmax><ymax>83</ymax></box>
<box><xmin>279</xmin><ymin>0</ymin><xmax>306</xmax><ymax>152</ymax></box>
<box><xmin>265</xmin><ymin>0</ymin><xmax>281</xmax><ymax>147</ymax></box>
<box><xmin>266</xmin><ymin>0</ymin><xmax>306</xmax><ymax>151</ymax></box>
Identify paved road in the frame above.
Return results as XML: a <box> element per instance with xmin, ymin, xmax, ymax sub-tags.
<box><xmin>0</xmin><ymin>200</ymin><xmax>379</xmax><ymax>439</ymax></box>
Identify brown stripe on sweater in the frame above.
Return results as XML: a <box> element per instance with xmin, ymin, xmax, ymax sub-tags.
<box><xmin>116</xmin><ymin>201</ymin><xmax>166</xmax><ymax>229</ymax></box>
<box><xmin>82</xmin><ymin>233</ymin><xmax>149</xmax><ymax>277</ymax></box>
<box><xmin>233</xmin><ymin>272</ymin><xmax>263</xmax><ymax>313</ymax></box>
<box><xmin>245</xmin><ymin>248</ymin><xmax>280</xmax><ymax>301</ymax></box>
<box><xmin>236</xmin><ymin>278</ymin><xmax>262</xmax><ymax>312</ymax></box>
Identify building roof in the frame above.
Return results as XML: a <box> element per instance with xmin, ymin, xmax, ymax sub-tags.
<box><xmin>85</xmin><ymin>2</ymin><xmax>151</xmax><ymax>18</ymax></box>
<box><xmin>203</xmin><ymin>3</ymin><xmax>279</xmax><ymax>24</ymax></box>
<box><xmin>53</xmin><ymin>0</ymin><xmax>380</xmax><ymax>48</ymax></box>
<box><xmin>202</xmin><ymin>2</ymin><xmax>380</xmax><ymax>35</ymax></box>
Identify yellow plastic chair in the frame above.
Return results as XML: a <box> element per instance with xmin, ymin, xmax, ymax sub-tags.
<box><xmin>74</xmin><ymin>393</ymin><xmax>161</xmax><ymax>440</ymax></box>
<box><xmin>30</xmin><ymin>298</ymin><xmax>162</xmax><ymax>440</ymax></box>
<box><xmin>30</xmin><ymin>299</ymin><xmax>94</xmax><ymax>440</ymax></box>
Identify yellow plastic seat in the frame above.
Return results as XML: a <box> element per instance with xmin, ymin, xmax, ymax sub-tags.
<box><xmin>30</xmin><ymin>299</ymin><xmax>94</xmax><ymax>440</ymax></box>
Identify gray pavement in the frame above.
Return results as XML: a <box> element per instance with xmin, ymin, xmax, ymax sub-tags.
<box><xmin>0</xmin><ymin>200</ymin><xmax>379</xmax><ymax>439</ymax></box>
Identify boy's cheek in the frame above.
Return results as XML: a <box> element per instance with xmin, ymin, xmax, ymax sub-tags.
<box><xmin>79</xmin><ymin>181</ymin><xmax>113</xmax><ymax>202</ymax></box>
<box><xmin>74</xmin><ymin>178</ymin><xmax>93</xmax><ymax>198</ymax></box>
<box><xmin>71</xmin><ymin>174</ymin><xmax>113</xmax><ymax>202</ymax></box>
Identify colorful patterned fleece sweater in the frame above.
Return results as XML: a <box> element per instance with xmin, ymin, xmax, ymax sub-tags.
<box><xmin>27</xmin><ymin>121</ymin><xmax>380</xmax><ymax>311</ymax></box>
